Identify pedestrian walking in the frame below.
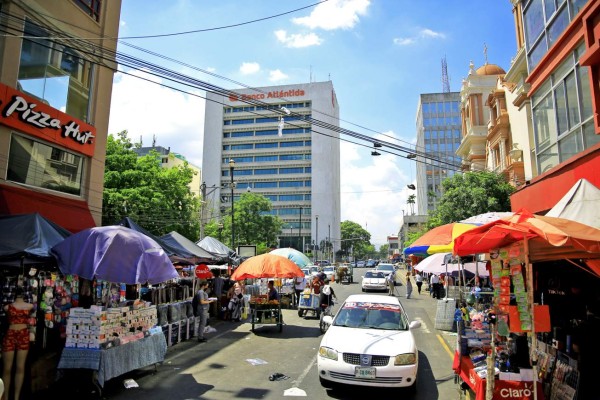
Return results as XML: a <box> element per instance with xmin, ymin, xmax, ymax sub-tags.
<box><xmin>405</xmin><ymin>272</ymin><xmax>413</xmax><ymax>299</ymax></box>
<box><xmin>415</xmin><ymin>271</ymin><xmax>423</xmax><ymax>294</ymax></box>
<box><xmin>294</xmin><ymin>275</ymin><xmax>306</xmax><ymax>308</ymax></box>
<box><xmin>430</xmin><ymin>273</ymin><xmax>440</xmax><ymax>299</ymax></box>
<box><xmin>387</xmin><ymin>271</ymin><xmax>396</xmax><ymax>296</ymax></box>
<box><xmin>194</xmin><ymin>280</ymin><xmax>214</xmax><ymax>343</ymax></box>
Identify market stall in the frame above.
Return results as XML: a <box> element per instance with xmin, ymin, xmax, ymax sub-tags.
<box><xmin>452</xmin><ymin>209</ymin><xmax>600</xmax><ymax>400</ymax></box>
<box><xmin>230</xmin><ymin>253</ymin><xmax>305</xmax><ymax>333</ymax></box>
<box><xmin>50</xmin><ymin>225</ymin><xmax>180</xmax><ymax>391</ymax></box>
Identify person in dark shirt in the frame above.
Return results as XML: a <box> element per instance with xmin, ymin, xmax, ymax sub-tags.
<box><xmin>267</xmin><ymin>281</ymin><xmax>279</xmax><ymax>301</ymax></box>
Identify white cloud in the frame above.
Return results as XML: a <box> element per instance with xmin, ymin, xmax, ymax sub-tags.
<box><xmin>269</xmin><ymin>69</ymin><xmax>289</xmax><ymax>82</ymax></box>
<box><xmin>108</xmin><ymin>69</ymin><xmax>205</xmax><ymax>168</ymax></box>
<box><xmin>393</xmin><ymin>37</ymin><xmax>414</xmax><ymax>46</ymax></box>
<box><xmin>340</xmin><ymin>132</ymin><xmax>411</xmax><ymax>246</ymax></box>
<box><xmin>292</xmin><ymin>0</ymin><xmax>370</xmax><ymax>31</ymax></box>
<box><xmin>239</xmin><ymin>62</ymin><xmax>260</xmax><ymax>75</ymax></box>
<box><xmin>274</xmin><ymin>30</ymin><xmax>323</xmax><ymax>48</ymax></box>
<box><xmin>393</xmin><ymin>28</ymin><xmax>446</xmax><ymax>46</ymax></box>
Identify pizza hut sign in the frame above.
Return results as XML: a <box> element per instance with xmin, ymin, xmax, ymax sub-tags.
<box><xmin>0</xmin><ymin>83</ymin><xmax>96</xmax><ymax>157</ymax></box>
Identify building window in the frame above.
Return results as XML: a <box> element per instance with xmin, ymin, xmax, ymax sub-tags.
<box><xmin>531</xmin><ymin>44</ymin><xmax>593</xmax><ymax>172</ymax></box>
<box><xmin>8</xmin><ymin>134</ymin><xmax>84</xmax><ymax>196</ymax></box>
<box><xmin>18</xmin><ymin>20</ymin><xmax>93</xmax><ymax>122</ymax></box>
<box><xmin>73</xmin><ymin>0</ymin><xmax>101</xmax><ymax>21</ymax></box>
<box><xmin>280</xmin><ymin>167</ymin><xmax>303</xmax><ymax>174</ymax></box>
<box><xmin>254</xmin><ymin>168</ymin><xmax>277</xmax><ymax>175</ymax></box>
<box><xmin>255</xmin><ymin>142</ymin><xmax>278</xmax><ymax>149</ymax></box>
<box><xmin>522</xmin><ymin>0</ymin><xmax>584</xmax><ymax>71</ymax></box>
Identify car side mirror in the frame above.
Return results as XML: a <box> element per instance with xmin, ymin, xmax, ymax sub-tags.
<box><xmin>409</xmin><ymin>320</ymin><xmax>421</xmax><ymax>329</ymax></box>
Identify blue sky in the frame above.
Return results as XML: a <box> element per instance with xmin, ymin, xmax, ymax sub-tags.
<box><xmin>108</xmin><ymin>0</ymin><xmax>517</xmax><ymax>247</ymax></box>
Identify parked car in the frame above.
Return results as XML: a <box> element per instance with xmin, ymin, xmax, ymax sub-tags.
<box><xmin>318</xmin><ymin>294</ymin><xmax>420</xmax><ymax>389</ymax></box>
<box><xmin>356</xmin><ymin>260</ymin><xmax>366</xmax><ymax>268</ymax></box>
<box><xmin>365</xmin><ymin>259</ymin><xmax>378</xmax><ymax>268</ymax></box>
<box><xmin>361</xmin><ymin>270</ymin><xmax>387</xmax><ymax>292</ymax></box>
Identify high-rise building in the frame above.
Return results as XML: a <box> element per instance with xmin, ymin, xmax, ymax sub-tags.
<box><xmin>202</xmin><ymin>82</ymin><xmax>341</xmax><ymax>257</ymax></box>
<box><xmin>414</xmin><ymin>92</ymin><xmax>462</xmax><ymax>215</ymax></box>
<box><xmin>0</xmin><ymin>1</ymin><xmax>122</xmax><ymax>232</ymax></box>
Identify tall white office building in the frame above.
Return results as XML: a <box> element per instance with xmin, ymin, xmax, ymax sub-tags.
<box><xmin>202</xmin><ymin>81</ymin><xmax>341</xmax><ymax>258</ymax></box>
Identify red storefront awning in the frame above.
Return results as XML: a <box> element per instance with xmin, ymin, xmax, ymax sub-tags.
<box><xmin>0</xmin><ymin>184</ymin><xmax>96</xmax><ymax>233</ymax></box>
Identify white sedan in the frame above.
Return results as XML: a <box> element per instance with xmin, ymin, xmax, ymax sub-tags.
<box><xmin>318</xmin><ymin>294</ymin><xmax>420</xmax><ymax>389</ymax></box>
<box><xmin>361</xmin><ymin>270</ymin><xmax>387</xmax><ymax>292</ymax></box>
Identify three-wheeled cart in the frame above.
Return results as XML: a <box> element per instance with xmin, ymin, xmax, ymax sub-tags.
<box><xmin>297</xmin><ymin>292</ymin><xmax>321</xmax><ymax>318</ymax></box>
<box><xmin>249</xmin><ymin>300</ymin><xmax>283</xmax><ymax>332</ymax></box>
<box><xmin>336</xmin><ymin>265</ymin><xmax>353</xmax><ymax>284</ymax></box>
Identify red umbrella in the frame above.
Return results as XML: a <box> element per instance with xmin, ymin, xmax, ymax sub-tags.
<box><xmin>194</xmin><ymin>264</ymin><xmax>214</xmax><ymax>279</ymax></box>
<box><xmin>230</xmin><ymin>254</ymin><xmax>305</xmax><ymax>280</ymax></box>
<box><xmin>453</xmin><ymin>208</ymin><xmax>600</xmax><ymax>263</ymax></box>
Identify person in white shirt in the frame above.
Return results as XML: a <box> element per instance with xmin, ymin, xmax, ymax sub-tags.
<box><xmin>414</xmin><ymin>272</ymin><xmax>424</xmax><ymax>294</ymax></box>
<box><xmin>294</xmin><ymin>275</ymin><xmax>307</xmax><ymax>308</ymax></box>
<box><xmin>430</xmin><ymin>274</ymin><xmax>441</xmax><ymax>299</ymax></box>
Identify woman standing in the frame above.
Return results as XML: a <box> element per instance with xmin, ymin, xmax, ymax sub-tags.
<box><xmin>414</xmin><ymin>271</ymin><xmax>424</xmax><ymax>294</ymax></box>
<box><xmin>2</xmin><ymin>287</ymin><xmax>34</xmax><ymax>400</ymax></box>
<box><xmin>227</xmin><ymin>282</ymin><xmax>245</xmax><ymax>322</ymax></box>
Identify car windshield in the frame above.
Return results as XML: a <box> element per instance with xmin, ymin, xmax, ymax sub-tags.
<box><xmin>309</xmin><ymin>266</ymin><xmax>319</xmax><ymax>274</ymax></box>
<box><xmin>333</xmin><ymin>302</ymin><xmax>408</xmax><ymax>330</ymax></box>
<box><xmin>364</xmin><ymin>271</ymin><xmax>385</xmax><ymax>279</ymax></box>
<box><xmin>324</xmin><ymin>267</ymin><xmax>334</xmax><ymax>272</ymax></box>
<box><xmin>377</xmin><ymin>265</ymin><xmax>394</xmax><ymax>272</ymax></box>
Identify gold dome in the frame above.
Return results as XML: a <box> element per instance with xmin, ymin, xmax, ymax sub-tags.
<box><xmin>476</xmin><ymin>63</ymin><xmax>506</xmax><ymax>75</ymax></box>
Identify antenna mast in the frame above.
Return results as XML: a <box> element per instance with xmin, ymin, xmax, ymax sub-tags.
<box><xmin>441</xmin><ymin>56</ymin><xmax>450</xmax><ymax>93</ymax></box>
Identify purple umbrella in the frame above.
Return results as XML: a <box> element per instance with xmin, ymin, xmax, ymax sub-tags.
<box><xmin>51</xmin><ymin>226</ymin><xmax>178</xmax><ymax>284</ymax></box>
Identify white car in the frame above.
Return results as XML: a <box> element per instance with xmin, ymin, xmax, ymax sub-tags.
<box><xmin>361</xmin><ymin>270</ymin><xmax>387</xmax><ymax>292</ymax></box>
<box><xmin>318</xmin><ymin>294</ymin><xmax>420</xmax><ymax>389</ymax></box>
<box><xmin>375</xmin><ymin>263</ymin><xmax>396</xmax><ymax>275</ymax></box>
<box><xmin>322</xmin><ymin>266</ymin><xmax>335</xmax><ymax>281</ymax></box>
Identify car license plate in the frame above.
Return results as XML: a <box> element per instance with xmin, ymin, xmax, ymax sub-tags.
<box><xmin>355</xmin><ymin>367</ymin><xmax>376</xmax><ymax>379</ymax></box>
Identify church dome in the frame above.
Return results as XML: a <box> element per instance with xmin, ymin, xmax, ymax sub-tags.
<box><xmin>476</xmin><ymin>63</ymin><xmax>506</xmax><ymax>75</ymax></box>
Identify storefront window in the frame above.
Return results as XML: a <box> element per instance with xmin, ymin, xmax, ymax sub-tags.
<box><xmin>7</xmin><ymin>135</ymin><xmax>84</xmax><ymax>196</ymax></box>
<box><xmin>558</xmin><ymin>130</ymin><xmax>583</xmax><ymax>162</ymax></box>
<box><xmin>18</xmin><ymin>20</ymin><xmax>93</xmax><ymax>123</ymax></box>
<box><xmin>538</xmin><ymin>144</ymin><xmax>559</xmax><ymax>173</ymax></box>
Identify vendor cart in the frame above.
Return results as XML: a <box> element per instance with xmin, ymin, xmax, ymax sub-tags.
<box><xmin>249</xmin><ymin>299</ymin><xmax>283</xmax><ymax>332</ymax></box>
<box><xmin>336</xmin><ymin>265</ymin><xmax>353</xmax><ymax>284</ymax></box>
<box><xmin>297</xmin><ymin>292</ymin><xmax>321</xmax><ymax>318</ymax></box>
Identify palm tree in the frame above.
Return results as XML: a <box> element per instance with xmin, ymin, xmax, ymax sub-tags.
<box><xmin>407</xmin><ymin>194</ymin><xmax>416</xmax><ymax>215</ymax></box>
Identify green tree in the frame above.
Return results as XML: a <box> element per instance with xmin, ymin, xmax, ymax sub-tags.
<box><xmin>102</xmin><ymin>131</ymin><xmax>200</xmax><ymax>239</ymax></box>
<box><xmin>407</xmin><ymin>194</ymin><xmax>416</xmax><ymax>215</ymax></box>
<box><xmin>340</xmin><ymin>221</ymin><xmax>372</xmax><ymax>260</ymax></box>
<box><xmin>427</xmin><ymin>171</ymin><xmax>514</xmax><ymax>229</ymax></box>
<box><xmin>204</xmin><ymin>192</ymin><xmax>283</xmax><ymax>254</ymax></box>
<box><xmin>377</xmin><ymin>243</ymin><xmax>390</xmax><ymax>260</ymax></box>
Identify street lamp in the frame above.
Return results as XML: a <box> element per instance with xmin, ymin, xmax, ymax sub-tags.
<box><xmin>229</xmin><ymin>159</ymin><xmax>235</xmax><ymax>251</ymax></box>
<box><xmin>315</xmin><ymin>215</ymin><xmax>319</xmax><ymax>263</ymax></box>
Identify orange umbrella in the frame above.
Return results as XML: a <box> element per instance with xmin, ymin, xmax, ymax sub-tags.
<box><xmin>403</xmin><ymin>222</ymin><xmax>481</xmax><ymax>257</ymax></box>
<box><xmin>453</xmin><ymin>208</ymin><xmax>600</xmax><ymax>263</ymax></box>
<box><xmin>230</xmin><ymin>253</ymin><xmax>305</xmax><ymax>280</ymax></box>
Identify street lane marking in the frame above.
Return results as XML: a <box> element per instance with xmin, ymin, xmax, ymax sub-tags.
<box><xmin>437</xmin><ymin>334</ymin><xmax>454</xmax><ymax>358</ymax></box>
<box><xmin>285</xmin><ymin>353</ymin><xmax>317</xmax><ymax>396</ymax></box>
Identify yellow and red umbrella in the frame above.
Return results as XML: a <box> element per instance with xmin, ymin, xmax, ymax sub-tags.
<box><xmin>403</xmin><ymin>222</ymin><xmax>481</xmax><ymax>257</ymax></box>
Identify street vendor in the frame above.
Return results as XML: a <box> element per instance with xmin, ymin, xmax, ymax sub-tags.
<box><xmin>310</xmin><ymin>275</ymin><xmax>323</xmax><ymax>294</ymax></box>
<box><xmin>267</xmin><ymin>281</ymin><xmax>279</xmax><ymax>301</ymax></box>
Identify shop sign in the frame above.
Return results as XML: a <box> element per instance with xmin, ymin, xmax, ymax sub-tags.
<box><xmin>0</xmin><ymin>83</ymin><xmax>96</xmax><ymax>157</ymax></box>
<box><xmin>229</xmin><ymin>88</ymin><xmax>306</xmax><ymax>102</ymax></box>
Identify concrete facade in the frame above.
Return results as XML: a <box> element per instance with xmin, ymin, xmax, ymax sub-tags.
<box><xmin>202</xmin><ymin>81</ymin><xmax>341</xmax><ymax>255</ymax></box>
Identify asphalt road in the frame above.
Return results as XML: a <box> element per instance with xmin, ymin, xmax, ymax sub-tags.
<box><xmin>55</xmin><ymin>267</ymin><xmax>464</xmax><ymax>400</ymax></box>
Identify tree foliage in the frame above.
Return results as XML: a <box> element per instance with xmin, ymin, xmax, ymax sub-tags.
<box><xmin>339</xmin><ymin>221</ymin><xmax>372</xmax><ymax>260</ymax></box>
<box><xmin>427</xmin><ymin>171</ymin><xmax>514</xmax><ymax>229</ymax></box>
<box><xmin>203</xmin><ymin>192</ymin><xmax>284</xmax><ymax>254</ymax></box>
<box><xmin>102</xmin><ymin>131</ymin><xmax>200</xmax><ymax>240</ymax></box>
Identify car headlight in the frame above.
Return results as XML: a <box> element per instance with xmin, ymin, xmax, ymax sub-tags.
<box><xmin>394</xmin><ymin>353</ymin><xmax>417</xmax><ymax>365</ymax></box>
<box><xmin>319</xmin><ymin>346</ymin><xmax>338</xmax><ymax>361</ymax></box>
